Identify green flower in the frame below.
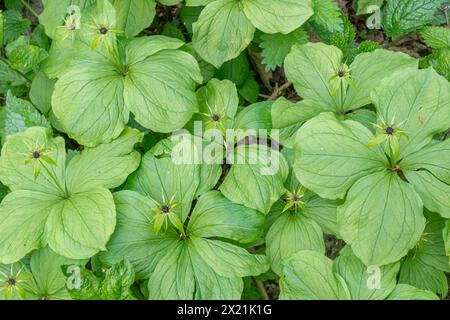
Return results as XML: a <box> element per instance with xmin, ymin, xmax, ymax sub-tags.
<box><xmin>0</xmin><ymin>266</ymin><xmax>32</xmax><ymax>300</ymax></box>
<box><xmin>20</xmin><ymin>142</ymin><xmax>57</xmax><ymax>180</ymax></box>
<box><xmin>282</xmin><ymin>187</ymin><xmax>307</xmax><ymax>213</ymax></box>
<box><xmin>368</xmin><ymin>114</ymin><xmax>408</xmax><ymax>163</ymax></box>
<box><xmin>150</xmin><ymin>193</ymin><xmax>184</xmax><ymax>234</ymax></box>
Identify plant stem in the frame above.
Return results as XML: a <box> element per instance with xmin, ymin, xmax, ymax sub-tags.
<box><xmin>340</xmin><ymin>80</ymin><xmax>345</xmax><ymax>115</ymax></box>
<box><xmin>20</xmin><ymin>0</ymin><xmax>39</xmax><ymax>19</ymax></box>
<box><xmin>254</xmin><ymin>278</ymin><xmax>269</xmax><ymax>300</ymax></box>
<box><xmin>39</xmin><ymin>160</ymin><xmax>67</xmax><ymax>196</ymax></box>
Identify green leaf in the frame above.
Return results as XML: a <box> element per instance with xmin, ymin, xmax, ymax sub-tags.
<box><xmin>51</xmin><ymin>50</ymin><xmax>128</xmax><ymax>147</ymax></box>
<box><xmin>402</xmin><ymin>137</ymin><xmax>450</xmax><ymax>185</ymax></box>
<box><xmin>126</xmin><ymin>152</ymin><xmax>200</xmax><ymax>222</ymax></box>
<box><xmin>421</xmin><ymin>26</ymin><xmax>450</xmax><ymax>49</ymax></box>
<box><xmin>110</xmin><ymin>0</ymin><xmax>156</xmax><ymax>37</ymax></box>
<box><xmin>293</xmin><ymin>112</ymin><xmax>387</xmax><ymax>200</ymax></box>
<box><xmin>241</xmin><ymin>0</ymin><xmax>313</xmax><ymax>34</ymax></box>
<box><xmin>285</xmin><ymin>42</ymin><xmax>342</xmax><ymax>111</ymax></box>
<box><xmin>337</xmin><ymin>171</ymin><xmax>425</xmax><ymax>266</ymax></box>
<box><xmin>123</xmin><ymin>40</ymin><xmax>203</xmax><ymax>134</ymax></box>
<box><xmin>101</xmin><ymin>258</ymin><xmax>135</xmax><ymax>300</ymax></box>
<box><xmin>29</xmin><ymin>247</ymin><xmax>85</xmax><ymax>300</ymax></box>
<box><xmin>279</xmin><ymin>250</ymin><xmax>351</xmax><ymax>300</ymax></box>
<box><xmin>3</xmin><ymin>10</ymin><xmax>30</xmax><ymax>44</ymax></box>
<box><xmin>29</xmin><ymin>71</ymin><xmax>56</xmax><ymax>116</ymax></box>
<box><xmin>66</xmin><ymin>128</ymin><xmax>142</xmax><ymax>193</ymax></box>
<box><xmin>45</xmin><ymin>186</ymin><xmax>116</xmax><ymax>259</ymax></box>
<box><xmin>334</xmin><ymin>246</ymin><xmax>400</xmax><ymax>300</ymax></box>
<box><xmin>51</xmin><ymin>35</ymin><xmax>202</xmax><ymax>146</ymax></box>
<box><xmin>271</xmin><ymin>98</ymin><xmax>327</xmax><ymax>147</ymax></box>
<box><xmin>187</xmin><ymin>191</ymin><xmax>264</xmax><ymax>243</ymax></box>
<box><xmin>220</xmin><ymin>144</ymin><xmax>289</xmax><ymax>214</ymax></box>
<box><xmin>0</xmin><ymin>127</ymin><xmax>66</xmax><ymax>195</ymax></box>
<box><xmin>234</xmin><ymin>101</ymin><xmax>272</xmax><ymax>130</ymax></box>
<box><xmin>386</xmin><ymin>284</ymin><xmax>439</xmax><ymax>300</ymax></box>
<box><xmin>39</xmin><ymin>0</ymin><xmax>96</xmax><ymax>39</ymax></box>
<box><xmin>344</xmin><ymin>49</ymin><xmax>418</xmax><ymax>112</ymax></box>
<box><xmin>259</xmin><ymin>28</ymin><xmax>308</xmax><ymax>71</ymax></box>
<box><xmin>0</xmin><ymin>127</ymin><xmax>139</xmax><ymax>262</ymax></box>
<box><xmin>215</xmin><ymin>52</ymin><xmax>250</xmax><ymax>86</ymax></box>
<box><xmin>310</xmin><ymin>0</ymin><xmax>343</xmax><ymax>32</ymax></box>
<box><xmin>371</xmin><ymin>68</ymin><xmax>450</xmax><ymax>158</ymax></box>
<box><xmin>63</xmin><ymin>265</ymin><xmax>101</xmax><ymax>300</ymax></box>
<box><xmin>382</xmin><ymin>0</ymin><xmax>444</xmax><ymax>37</ymax></box>
<box><xmin>405</xmin><ymin>171</ymin><xmax>450</xmax><ymax>218</ymax></box>
<box><xmin>238</xmin><ymin>75</ymin><xmax>260</xmax><ymax>103</ymax></box>
<box><xmin>0</xmin><ymin>190</ymin><xmax>60</xmax><ymax>264</ymax></box>
<box><xmin>398</xmin><ymin>213</ymin><xmax>449</xmax><ymax>297</ymax></box>
<box><xmin>192</xmin><ymin>0</ymin><xmax>255</xmax><ymax>68</ymax></box>
<box><xmin>0</xmin><ymin>91</ymin><xmax>51</xmax><ymax>141</ymax></box>
<box><xmin>100</xmin><ymin>190</ymin><xmax>267</xmax><ymax>299</ymax></box>
<box><xmin>266</xmin><ymin>210</ymin><xmax>325</xmax><ymax>275</ymax></box>
<box><xmin>190</xmin><ymin>237</ymin><xmax>269</xmax><ymax>278</ymax></box>
<box><xmin>6</xmin><ymin>39</ymin><xmax>48</xmax><ymax>74</ymax></box>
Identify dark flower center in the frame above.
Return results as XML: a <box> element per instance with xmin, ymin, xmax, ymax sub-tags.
<box><xmin>292</xmin><ymin>194</ymin><xmax>300</xmax><ymax>202</ymax></box>
<box><xmin>32</xmin><ymin>151</ymin><xmax>40</xmax><ymax>159</ymax></box>
<box><xmin>337</xmin><ymin>70</ymin><xmax>344</xmax><ymax>77</ymax></box>
<box><xmin>212</xmin><ymin>114</ymin><xmax>220</xmax><ymax>122</ymax></box>
<box><xmin>386</xmin><ymin>126</ymin><xmax>394</xmax><ymax>135</ymax></box>
<box><xmin>68</xmin><ymin>24</ymin><xmax>76</xmax><ymax>30</ymax></box>
<box><xmin>7</xmin><ymin>278</ymin><xmax>16</xmax><ymax>286</ymax></box>
<box><xmin>99</xmin><ymin>27</ymin><xmax>108</xmax><ymax>35</ymax></box>
<box><xmin>161</xmin><ymin>205</ymin><xmax>170</xmax><ymax>213</ymax></box>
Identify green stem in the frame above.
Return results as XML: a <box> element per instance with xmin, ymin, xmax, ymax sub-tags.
<box><xmin>340</xmin><ymin>81</ymin><xmax>345</xmax><ymax>115</ymax></box>
<box><xmin>39</xmin><ymin>160</ymin><xmax>67</xmax><ymax>196</ymax></box>
<box><xmin>20</xmin><ymin>0</ymin><xmax>39</xmax><ymax>19</ymax></box>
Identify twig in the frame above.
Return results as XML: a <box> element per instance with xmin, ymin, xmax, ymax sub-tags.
<box><xmin>21</xmin><ymin>0</ymin><xmax>39</xmax><ymax>19</ymax></box>
<box><xmin>268</xmin><ymin>81</ymin><xmax>292</xmax><ymax>100</ymax></box>
<box><xmin>254</xmin><ymin>278</ymin><xmax>269</xmax><ymax>300</ymax></box>
<box><xmin>443</xmin><ymin>4</ymin><xmax>449</xmax><ymax>28</ymax></box>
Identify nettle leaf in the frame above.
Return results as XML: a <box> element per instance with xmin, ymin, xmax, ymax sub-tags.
<box><xmin>220</xmin><ymin>144</ymin><xmax>289</xmax><ymax>214</ymax></box>
<box><xmin>100</xmin><ymin>190</ymin><xmax>268</xmax><ymax>299</ymax></box>
<box><xmin>398</xmin><ymin>212</ymin><xmax>450</xmax><ymax>297</ymax></box>
<box><xmin>0</xmin><ymin>127</ymin><xmax>142</xmax><ymax>263</ymax></box>
<box><xmin>294</xmin><ymin>68</ymin><xmax>450</xmax><ymax>266</ymax></box>
<box><xmin>284</xmin><ymin>42</ymin><xmax>417</xmax><ymax>117</ymax></box>
<box><xmin>310</xmin><ymin>0</ymin><xmax>343</xmax><ymax>32</ymax></box>
<box><xmin>259</xmin><ymin>28</ymin><xmax>308</xmax><ymax>71</ymax></box>
<box><xmin>382</xmin><ymin>0</ymin><xmax>444</xmax><ymax>37</ymax></box>
<box><xmin>51</xmin><ymin>32</ymin><xmax>202</xmax><ymax>146</ymax></box>
<box><xmin>63</xmin><ymin>258</ymin><xmax>135</xmax><ymax>300</ymax></box>
<box><xmin>3</xmin><ymin>10</ymin><xmax>30</xmax><ymax>44</ymax></box>
<box><xmin>421</xmin><ymin>26</ymin><xmax>450</xmax><ymax>49</ymax></box>
<box><xmin>334</xmin><ymin>246</ymin><xmax>400</xmax><ymax>300</ymax></box>
<box><xmin>279</xmin><ymin>250</ymin><xmax>351</xmax><ymax>300</ymax></box>
<box><xmin>0</xmin><ymin>91</ymin><xmax>51</xmax><ymax>142</ymax></box>
<box><xmin>192</xmin><ymin>0</ymin><xmax>313</xmax><ymax>68</ymax></box>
